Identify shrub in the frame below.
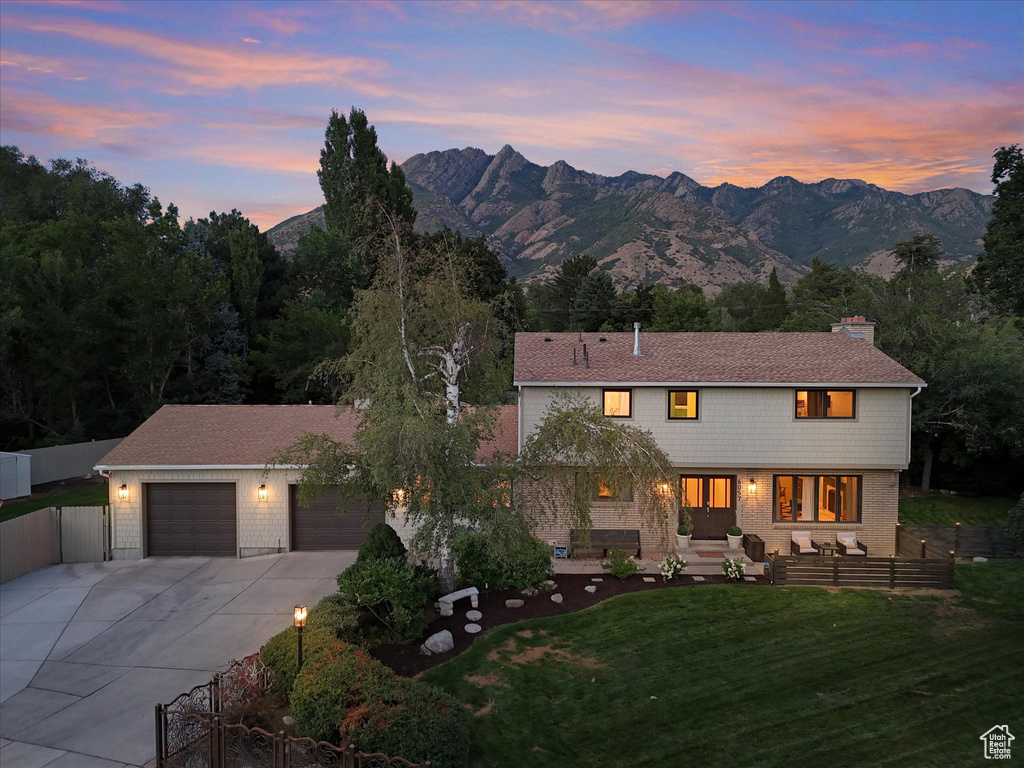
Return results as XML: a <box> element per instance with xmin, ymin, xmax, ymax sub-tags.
<box><xmin>306</xmin><ymin>592</ymin><xmax>363</xmax><ymax>643</ymax></box>
<box><xmin>660</xmin><ymin>555</ymin><xmax>687</xmax><ymax>581</ymax></box>
<box><xmin>340</xmin><ymin>677</ymin><xmax>470</xmax><ymax>768</ymax></box>
<box><xmin>357</xmin><ymin>523</ymin><xmax>407</xmax><ymax>564</ymax></box>
<box><xmin>722</xmin><ymin>558</ymin><xmax>746</xmax><ymax>580</ymax></box>
<box><xmin>454</xmin><ymin>532</ymin><xmax>551</xmax><ymax>590</ymax></box>
<box><xmin>290</xmin><ymin>640</ymin><xmax>393</xmax><ymax>743</ymax></box>
<box><xmin>260</xmin><ymin>626</ymin><xmax>332</xmax><ymax>698</ymax></box>
<box><xmin>337</xmin><ymin>557</ymin><xmax>429</xmax><ymax>642</ymax></box>
<box><xmin>677</xmin><ymin>524</ymin><xmax>692</xmax><ymax>536</ymax></box>
<box><xmin>602</xmin><ymin>548</ymin><xmax>640</xmax><ymax>579</ymax></box>
<box><xmin>1010</xmin><ymin>493</ymin><xmax>1024</xmax><ymax>555</ymax></box>
<box><xmin>728</xmin><ymin>525</ymin><xmax>742</xmax><ymax>537</ymax></box>
<box><xmin>453</xmin><ymin>532</ymin><xmax>503</xmax><ymax>589</ymax></box>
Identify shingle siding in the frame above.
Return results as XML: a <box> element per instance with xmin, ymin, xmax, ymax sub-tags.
<box><xmin>522</xmin><ymin>385</ymin><xmax>911</xmax><ymax>470</ymax></box>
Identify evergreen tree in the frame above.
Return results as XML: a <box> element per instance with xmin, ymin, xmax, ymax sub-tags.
<box><xmin>570</xmin><ymin>270</ymin><xmax>618</xmax><ymax>331</ymax></box>
<box><xmin>747</xmin><ymin>268</ymin><xmax>790</xmax><ymax>330</ymax></box>
<box><xmin>551</xmin><ymin>253</ymin><xmax>596</xmax><ymax>330</ymax></box>
<box><xmin>649</xmin><ymin>283</ymin><xmax>719</xmax><ymax>331</ymax></box>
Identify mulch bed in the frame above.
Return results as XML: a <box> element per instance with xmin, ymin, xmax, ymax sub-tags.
<box><xmin>371</xmin><ymin>572</ymin><xmax>767</xmax><ymax>677</ymax></box>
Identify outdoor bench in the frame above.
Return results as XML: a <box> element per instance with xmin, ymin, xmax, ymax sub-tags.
<box><xmin>570</xmin><ymin>529</ymin><xmax>641</xmax><ymax>558</ymax></box>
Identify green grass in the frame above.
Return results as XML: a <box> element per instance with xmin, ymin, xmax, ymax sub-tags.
<box><xmin>0</xmin><ymin>483</ymin><xmax>107</xmax><ymax>522</ymax></box>
<box><xmin>898</xmin><ymin>495</ymin><xmax>1015</xmax><ymax>525</ymax></box>
<box><xmin>422</xmin><ymin>564</ymin><xmax>1024</xmax><ymax>768</ymax></box>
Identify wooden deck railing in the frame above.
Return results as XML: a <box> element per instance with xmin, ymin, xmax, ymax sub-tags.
<box><xmin>768</xmin><ymin>549</ymin><xmax>955</xmax><ymax>590</ymax></box>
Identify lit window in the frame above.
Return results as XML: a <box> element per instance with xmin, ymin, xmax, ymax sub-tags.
<box><xmin>594</xmin><ymin>475</ymin><xmax>632</xmax><ymax>501</ymax></box>
<box><xmin>668</xmin><ymin>390</ymin><xmax>698</xmax><ymax>420</ymax></box>
<box><xmin>796</xmin><ymin>390</ymin><xmax>855</xmax><ymax>419</ymax></box>
<box><xmin>603</xmin><ymin>389</ymin><xmax>631</xmax><ymax>418</ymax></box>
<box><xmin>774</xmin><ymin>475</ymin><xmax>861</xmax><ymax>522</ymax></box>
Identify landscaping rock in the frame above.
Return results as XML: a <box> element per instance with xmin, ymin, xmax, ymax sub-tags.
<box><xmin>282</xmin><ymin>715</ymin><xmax>294</xmax><ymax>727</ymax></box>
<box><xmin>692</xmin><ymin>576</ymin><xmax>705</xmax><ymax>582</ymax></box>
<box><xmin>642</xmin><ymin>577</ymin><xmax>655</xmax><ymax>583</ymax></box>
<box><xmin>421</xmin><ymin>630</ymin><xmax>454</xmax><ymax>655</ymax></box>
<box><xmin>465</xmin><ymin>623</ymin><xmax>481</xmax><ymax>634</ymax></box>
<box><xmin>551</xmin><ymin>593</ymin><xmax>563</xmax><ymax>604</ymax></box>
<box><xmin>505</xmin><ymin>598</ymin><xmax>525</xmax><ymax>608</ymax></box>
<box><xmin>591</xmin><ymin>577</ymin><xmax>603</xmax><ymax>582</ymax></box>
<box><xmin>973</xmin><ymin>556</ymin><xmax>989</xmax><ymax>563</ymax></box>
<box><xmin>521</xmin><ymin>586</ymin><xmax>538</xmax><ymax>597</ymax></box>
<box><xmin>585</xmin><ymin>585</ymin><xmax>597</xmax><ymax>593</ymax></box>
<box><xmin>466</xmin><ymin>610</ymin><xmax>482</xmax><ymax>621</ymax></box>
<box><xmin>543</xmin><ymin>580</ymin><xmax>558</xmax><ymax>590</ymax></box>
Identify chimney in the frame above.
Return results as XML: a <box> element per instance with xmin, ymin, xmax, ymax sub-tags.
<box><xmin>831</xmin><ymin>316</ymin><xmax>876</xmax><ymax>346</ymax></box>
<box><xmin>633</xmin><ymin>322</ymin><xmax>642</xmax><ymax>356</ymax></box>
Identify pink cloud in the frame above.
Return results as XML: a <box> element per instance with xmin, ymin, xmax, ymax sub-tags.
<box><xmin>5</xmin><ymin>15</ymin><xmax>394</xmax><ymax>94</ymax></box>
<box><xmin>0</xmin><ymin>86</ymin><xmax>164</xmax><ymax>140</ymax></box>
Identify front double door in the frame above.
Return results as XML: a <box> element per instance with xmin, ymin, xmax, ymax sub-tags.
<box><xmin>680</xmin><ymin>475</ymin><xmax>736</xmax><ymax>539</ymax></box>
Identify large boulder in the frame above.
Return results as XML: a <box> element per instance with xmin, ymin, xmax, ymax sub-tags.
<box><xmin>420</xmin><ymin>630</ymin><xmax>454</xmax><ymax>655</ymax></box>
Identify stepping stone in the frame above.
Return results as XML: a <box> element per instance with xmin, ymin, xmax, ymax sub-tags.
<box><xmin>465</xmin><ymin>623</ymin><xmax>481</xmax><ymax>634</ymax></box>
<box><xmin>466</xmin><ymin>610</ymin><xmax>482</xmax><ymax>621</ymax></box>
<box><xmin>743</xmin><ymin>576</ymin><xmax>756</xmax><ymax>582</ymax></box>
<box><xmin>973</xmin><ymin>556</ymin><xmax>988</xmax><ymax>563</ymax></box>
<box><xmin>692</xmin><ymin>576</ymin><xmax>706</xmax><ymax>582</ymax></box>
<box><xmin>505</xmin><ymin>599</ymin><xmax>524</xmax><ymax>608</ymax></box>
<box><xmin>585</xmin><ymin>585</ymin><xmax>597</xmax><ymax>593</ymax></box>
<box><xmin>591</xmin><ymin>577</ymin><xmax>604</xmax><ymax>582</ymax></box>
<box><xmin>642</xmin><ymin>577</ymin><xmax>656</xmax><ymax>583</ymax></box>
<box><xmin>551</xmin><ymin>593</ymin><xmax>563</xmax><ymax>604</ymax></box>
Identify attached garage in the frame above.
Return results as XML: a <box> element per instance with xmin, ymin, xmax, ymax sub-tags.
<box><xmin>290</xmin><ymin>486</ymin><xmax>385</xmax><ymax>551</ymax></box>
<box><xmin>146</xmin><ymin>483</ymin><xmax>237</xmax><ymax>557</ymax></box>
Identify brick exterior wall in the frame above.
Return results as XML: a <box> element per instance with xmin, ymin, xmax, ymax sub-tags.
<box><xmin>521</xmin><ymin>386</ymin><xmax>912</xmax><ymax>470</ymax></box>
<box><xmin>523</xmin><ymin>467</ymin><xmax>900</xmax><ymax>560</ymax></box>
<box><xmin>107</xmin><ymin>468</ymin><xmax>302</xmax><ymax>559</ymax></box>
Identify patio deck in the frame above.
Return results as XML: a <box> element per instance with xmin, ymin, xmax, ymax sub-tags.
<box><xmin>553</xmin><ymin>540</ymin><xmax>763</xmax><ymax>576</ymax></box>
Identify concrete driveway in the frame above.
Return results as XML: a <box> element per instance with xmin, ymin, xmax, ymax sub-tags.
<box><xmin>0</xmin><ymin>552</ymin><xmax>356</xmax><ymax>768</ymax></box>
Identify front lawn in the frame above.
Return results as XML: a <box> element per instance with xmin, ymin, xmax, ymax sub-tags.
<box><xmin>898</xmin><ymin>494</ymin><xmax>1014</xmax><ymax>525</ymax></box>
<box><xmin>0</xmin><ymin>482</ymin><xmax>108</xmax><ymax>522</ymax></box>
<box><xmin>422</xmin><ymin>562</ymin><xmax>1024</xmax><ymax>767</ymax></box>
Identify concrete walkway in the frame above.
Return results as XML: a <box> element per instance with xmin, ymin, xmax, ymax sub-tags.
<box><xmin>0</xmin><ymin>552</ymin><xmax>356</xmax><ymax>768</ymax></box>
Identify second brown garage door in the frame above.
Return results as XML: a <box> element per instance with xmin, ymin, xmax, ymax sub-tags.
<box><xmin>290</xmin><ymin>486</ymin><xmax>385</xmax><ymax>550</ymax></box>
<box><xmin>145</xmin><ymin>482</ymin><xmax>237</xmax><ymax>557</ymax></box>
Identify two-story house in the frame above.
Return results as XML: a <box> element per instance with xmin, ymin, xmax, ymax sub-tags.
<box><xmin>514</xmin><ymin>318</ymin><xmax>924</xmax><ymax>558</ymax></box>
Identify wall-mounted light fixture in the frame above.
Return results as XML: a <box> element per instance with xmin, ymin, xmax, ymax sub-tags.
<box><xmin>747</xmin><ymin>478</ymin><xmax>757</xmax><ymax>494</ymax></box>
<box><xmin>118</xmin><ymin>484</ymin><xmax>129</xmax><ymax>501</ymax></box>
<box><xmin>258</xmin><ymin>484</ymin><xmax>268</xmax><ymax>501</ymax></box>
<box><xmin>660</xmin><ymin>482</ymin><xmax>670</xmax><ymax>493</ymax></box>
<box><xmin>393</xmin><ymin>488</ymin><xmax>405</xmax><ymax>503</ymax></box>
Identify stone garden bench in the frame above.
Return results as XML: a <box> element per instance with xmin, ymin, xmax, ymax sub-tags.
<box><xmin>438</xmin><ymin>586</ymin><xmax>479</xmax><ymax>617</ymax></box>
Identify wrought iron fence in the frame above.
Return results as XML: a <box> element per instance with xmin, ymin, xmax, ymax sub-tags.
<box><xmin>156</xmin><ymin>653</ymin><xmax>429</xmax><ymax>768</ymax></box>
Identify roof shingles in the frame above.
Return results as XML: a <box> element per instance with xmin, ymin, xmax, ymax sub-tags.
<box><xmin>97</xmin><ymin>404</ymin><xmax>518</xmax><ymax>468</ymax></box>
<box><xmin>513</xmin><ymin>332</ymin><xmax>923</xmax><ymax>386</ymax></box>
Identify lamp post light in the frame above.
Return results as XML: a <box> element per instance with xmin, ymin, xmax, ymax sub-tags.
<box><xmin>293</xmin><ymin>604</ymin><xmax>308</xmax><ymax>669</ymax></box>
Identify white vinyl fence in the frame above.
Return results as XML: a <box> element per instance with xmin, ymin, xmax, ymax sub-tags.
<box><xmin>0</xmin><ymin>506</ymin><xmax>110</xmax><ymax>583</ymax></box>
<box><xmin>23</xmin><ymin>438</ymin><xmax>123</xmax><ymax>486</ymax></box>
<box><xmin>0</xmin><ymin>452</ymin><xmax>32</xmax><ymax>498</ymax></box>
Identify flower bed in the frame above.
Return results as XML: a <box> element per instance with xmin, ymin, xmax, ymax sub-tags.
<box><xmin>372</xmin><ymin>572</ymin><xmax>765</xmax><ymax>676</ymax></box>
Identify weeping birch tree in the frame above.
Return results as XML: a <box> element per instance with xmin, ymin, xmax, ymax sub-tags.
<box><xmin>279</xmin><ymin>212</ymin><xmax>511</xmax><ymax>592</ymax></box>
<box><xmin>515</xmin><ymin>393</ymin><xmax>679</xmax><ymax>546</ymax></box>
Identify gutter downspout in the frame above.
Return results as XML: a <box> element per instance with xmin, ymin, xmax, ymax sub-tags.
<box><xmin>517</xmin><ymin>385</ymin><xmax>523</xmax><ymax>455</ymax></box>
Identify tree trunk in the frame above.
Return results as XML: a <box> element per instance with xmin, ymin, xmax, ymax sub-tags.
<box><xmin>920</xmin><ymin>434</ymin><xmax>934</xmax><ymax>493</ymax></box>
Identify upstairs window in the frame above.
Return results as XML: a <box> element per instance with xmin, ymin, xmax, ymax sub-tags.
<box><xmin>668</xmin><ymin>390</ymin><xmax>699</xmax><ymax>420</ymax></box>
<box><xmin>795</xmin><ymin>390</ymin><xmax>855</xmax><ymax>419</ymax></box>
<box><xmin>603</xmin><ymin>389</ymin><xmax>632</xmax><ymax>418</ymax></box>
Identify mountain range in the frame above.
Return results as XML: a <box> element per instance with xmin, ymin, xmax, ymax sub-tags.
<box><xmin>266</xmin><ymin>145</ymin><xmax>993</xmax><ymax>290</ymax></box>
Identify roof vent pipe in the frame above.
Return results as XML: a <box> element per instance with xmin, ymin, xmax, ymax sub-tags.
<box><xmin>572</xmin><ymin>348</ymin><xmax>578</xmax><ymax>366</ymax></box>
<box><xmin>633</xmin><ymin>322</ymin><xmax>642</xmax><ymax>356</ymax></box>
<box><xmin>583</xmin><ymin>343</ymin><xmax>589</xmax><ymax>368</ymax></box>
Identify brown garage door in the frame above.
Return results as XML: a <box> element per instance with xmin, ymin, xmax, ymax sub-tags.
<box><xmin>290</xmin><ymin>486</ymin><xmax>385</xmax><ymax>550</ymax></box>
<box><xmin>146</xmin><ymin>483</ymin><xmax>237</xmax><ymax>557</ymax></box>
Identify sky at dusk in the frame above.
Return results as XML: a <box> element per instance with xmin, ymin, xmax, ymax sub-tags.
<box><xmin>1</xmin><ymin>0</ymin><xmax>1022</xmax><ymax>230</ymax></box>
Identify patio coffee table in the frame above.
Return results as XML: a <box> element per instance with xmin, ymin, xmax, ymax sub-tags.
<box><xmin>818</xmin><ymin>542</ymin><xmax>838</xmax><ymax>556</ymax></box>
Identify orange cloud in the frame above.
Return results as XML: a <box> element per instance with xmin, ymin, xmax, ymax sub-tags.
<box><xmin>0</xmin><ymin>86</ymin><xmax>163</xmax><ymax>141</ymax></box>
<box><xmin>453</xmin><ymin>0</ymin><xmax>677</xmax><ymax>31</ymax></box>
<box><xmin>5</xmin><ymin>15</ymin><xmax>393</xmax><ymax>93</ymax></box>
